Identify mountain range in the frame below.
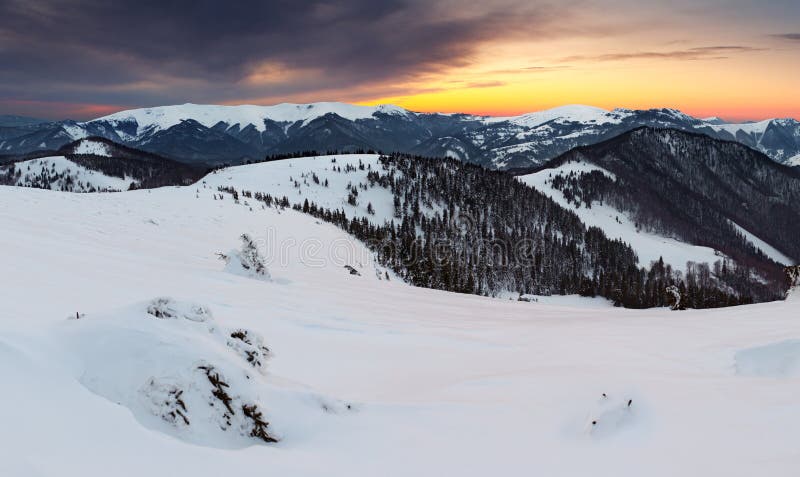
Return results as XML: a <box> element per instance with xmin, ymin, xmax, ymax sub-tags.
<box><xmin>1</xmin><ymin>103</ymin><xmax>798</xmax><ymax>169</ymax></box>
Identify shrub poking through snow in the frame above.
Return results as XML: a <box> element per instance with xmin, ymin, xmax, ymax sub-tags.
<box><xmin>147</xmin><ymin>297</ymin><xmax>176</xmax><ymax>318</ymax></box>
<box><xmin>198</xmin><ymin>364</ymin><xmax>278</xmax><ymax>443</ymax></box>
<box><xmin>242</xmin><ymin>403</ymin><xmax>278</xmax><ymax>443</ymax></box>
<box><xmin>344</xmin><ymin>265</ymin><xmax>361</xmax><ymax>276</ymax></box>
<box><xmin>218</xmin><ymin>234</ymin><xmax>271</xmax><ymax>280</ymax></box>
<box><xmin>141</xmin><ymin>378</ymin><xmax>190</xmax><ymax>426</ymax></box>
<box><xmin>238</xmin><ymin>234</ymin><xmax>268</xmax><ymax>276</ymax></box>
<box><xmin>228</xmin><ymin>329</ymin><xmax>272</xmax><ymax>373</ymax></box>
<box><xmin>199</xmin><ymin>365</ymin><xmax>236</xmax><ymax>420</ymax></box>
<box><xmin>146</xmin><ymin>297</ymin><xmax>213</xmax><ymax>321</ymax></box>
<box><xmin>76</xmin><ymin>299</ymin><xmax>280</xmax><ymax>447</ymax></box>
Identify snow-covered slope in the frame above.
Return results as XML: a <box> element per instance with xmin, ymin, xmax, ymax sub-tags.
<box><xmin>204</xmin><ymin>154</ymin><xmax>396</xmax><ymax>221</ymax></box>
<box><xmin>484</xmin><ymin>104</ymin><xmax>630</xmax><ymax>127</ymax></box>
<box><xmin>95</xmin><ymin>102</ymin><xmax>412</xmax><ymax>134</ymax></box>
<box><xmin>4</xmin><ymin>156</ymin><xmax>135</xmax><ymax>192</ymax></box>
<box><xmin>1</xmin><ymin>166</ymin><xmax>800</xmax><ymax>475</ymax></box>
<box><xmin>518</xmin><ymin>161</ymin><xmax>723</xmax><ymax>270</ymax></box>
<box><xmin>728</xmin><ymin>220</ymin><xmax>794</xmax><ymax>265</ymax></box>
<box><xmin>72</xmin><ymin>138</ymin><xmax>112</xmax><ymax>156</ymax></box>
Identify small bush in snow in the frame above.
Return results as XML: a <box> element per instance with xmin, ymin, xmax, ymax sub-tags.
<box><xmin>141</xmin><ymin>378</ymin><xmax>190</xmax><ymax>426</ymax></box>
<box><xmin>198</xmin><ymin>364</ymin><xmax>278</xmax><ymax>443</ymax></box>
<box><xmin>218</xmin><ymin>234</ymin><xmax>271</xmax><ymax>280</ymax></box>
<box><xmin>228</xmin><ymin>329</ymin><xmax>272</xmax><ymax>372</ymax></box>
<box><xmin>147</xmin><ymin>297</ymin><xmax>177</xmax><ymax>319</ymax></box>
<box><xmin>146</xmin><ymin>297</ymin><xmax>213</xmax><ymax>321</ymax></box>
<box><xmin>344</xmin><ymin>265</ymin><xmax>361</xmax><ymax>276</ymax></box>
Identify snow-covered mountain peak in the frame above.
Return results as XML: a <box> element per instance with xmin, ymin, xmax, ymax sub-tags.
<box><xmin>485</xmin><ymin>104</ymin><xmax>626</xmax><ymax>127</ymax></box>
<box><xmin>701</xmin><ymin>116</ymin><xmax>728</xmax><ymax>125</ymax></box>
<box><xmin>91</xmin><ymin>102</ymin><xmax>413</xmax><ymax>134</ymax></box>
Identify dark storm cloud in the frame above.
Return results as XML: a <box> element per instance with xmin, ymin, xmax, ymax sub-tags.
<box><xmin>0</xmin><ymin>0</ymin><xmax>579</xmax><ymax>118</ymax></box>
<box><xmin>771</xmin><ymin>33</ymin><xmax>800</xmax><ymax>41</ymax></box>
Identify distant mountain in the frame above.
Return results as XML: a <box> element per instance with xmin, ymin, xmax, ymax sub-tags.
<box><xmin>0</xmin><ymin>102</ymin><xmax>798</xmax><ymax>169</ymax></box>
<box><xmin>0</xmin><ymin>115</ymin><xmax>48</xmax><ymax>127</ymax></box>
<box><xmin>516</xmin><ymin>127</ymin><xmax>800</xmax><ymax>303</ymax></box>
<box><xmin>0</xmin><ymin>137</ymin><xmax>205</xmax><ymax>191</ymax></box>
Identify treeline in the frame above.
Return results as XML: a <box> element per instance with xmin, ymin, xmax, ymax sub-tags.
<box><xmin>68</xmin><ymin>154</ymin><xmax>204</xmax><ymax>189</ymax></box>
<box><xmin>202</xmin><ymin>149</ymin><xmax>385</xmax><ymax>171</ymax></box>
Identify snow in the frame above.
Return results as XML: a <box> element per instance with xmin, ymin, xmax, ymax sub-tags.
<box><xmin>788</xmin><ymin>153</ymin><xmax>800</xmax><ymax>167</ymax></box>
<box><xmin>1</xmin><ymin>160</ymin><xmax>800</xmax><ymax>476</ymax></box>
<box><xmin>62</xmin><ymin>123</ymin><xmax>89</xmax><ymax>140</ymax></box>
<box><xmin>728</xmin><ymin>219</ymin><xmax>794</xmax><ymax>265</ymax></box>
<box><xmin>706</xmin><ymin>118</ymin><xmax>774</xmax><ymax>136</ymax></box>
<box><xmin>735</xmin><ymin>340</ymin><xmax>800</xmax><ymax>378</ymax></box>
<box><xmin>205</xmin><ymin>154</ymin><xmax>399</xmax><ymax>222</ymax></box>
<box><xmin>518</xmin><ymin>160</ymin><xmax>723</xmax><ymax>271</ymax></box>
<box><xmin>7</xmin><ymin>156</ymin><xmax>135</xmax><ymax>192</ymax></box>
<box><xmin>484</xmin><ymin>105</ymin><xmax>628</xmax><ymax>127</ymax></box>
<box><xmin>93</xmin><ymin>102</ymin><xmax>413</xmax><ymax>134</ymax></box>
<box><xmin>73</xmin><ymin>138</ymin><xmax>111</xmax><ymax>157</ymax></box>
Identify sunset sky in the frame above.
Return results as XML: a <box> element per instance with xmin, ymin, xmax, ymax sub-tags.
<box><xmin>1</xmin><ymin>0</ymin><xmax>798</xmax><ymax>121</ymax></box>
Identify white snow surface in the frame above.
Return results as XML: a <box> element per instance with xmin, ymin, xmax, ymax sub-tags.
<box><xmin>8</xmin><ymin>156</ymin><xmax>135</xmax><ymax>192</ymax></box>
<box><xmin>73</xmin><ymin>138</ymin><xmax>111</xmax><ymax>156</ymax></box>
<box><xmin>728</xmin><ymin>220</ymin><xmax>794</xmax><ymax>265</ymax></box>
<box><xmin>93</xmin><ymin>102</ymin><xmax>413</xmax><ymax>134</ymax></box>
<box><xmin>1</xmin><ymin>161</ymin><xmax>800</xmax><ymax>476</ymax></box>
<box><xmin>735</xmin><ymin>340</ymin><xmax>800</xmax><ymax>378</ymax></box>
<box><xmin>707</xmin><ymin>118</ymin><xmax>774</xmax><ymax>136</ymax></box>
<box><xmin>518</xmin><ymin>160</ymin><xmax>724</xmax><ymax>270</ymax></box>
<box><xmin>484</xmin><ymin>104</ymin><xmax>628</xmax><ymax>127</ymax></box>
<box><xmin>788</xmin><ymin>153</ymin><xmax>800</xmax><ymax>167</ymax></box>
<box><xmin>205</xmin><ymin>154</ymin><xmax>397</xmax><ymax>222</ymax></box>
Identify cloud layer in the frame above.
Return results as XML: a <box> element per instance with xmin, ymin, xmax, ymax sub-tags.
<box><xmin>0</xmin><ymin>0</ymin><xmax>577</xmax><ymax>117</ymax></box>
<box><xmin>0</xmin><ymin>0</ymin><xmax>797</xmax><ymax>119</ymax></box>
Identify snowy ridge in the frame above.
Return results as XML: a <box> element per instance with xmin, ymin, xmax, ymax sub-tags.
<box><xmin>93</xmin><ymin>102</ymin><xmax>413</xmax><ymax>134</ymax></box>
<box><xmin>205</xmin><ymin>154</ymin><xmax>397</xmax><ymax>222</ymax></box>
<box><xmin>707</xmin><ymin>118</ymin><xmax>774</xmax><ymax>136</ymax></box>
<box><xmin>484</xmin><ymin>105</ymin><xmax>629</xmax><ymax>127</ymax></box>
<box><xmin>204</xmin><ymin>154</ymin><xmax>446</xmax><ymax>241</ymax></box>
<box><xmin>5</xmin><ymin>156</ymin><xmax>135</xmax><ymax>192</ymax></box>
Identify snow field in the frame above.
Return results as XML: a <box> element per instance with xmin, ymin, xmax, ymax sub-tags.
<box><xmin>1</xmin><ymin>161</ymin><xmax>799</xmax><ymax>476</ymax></box>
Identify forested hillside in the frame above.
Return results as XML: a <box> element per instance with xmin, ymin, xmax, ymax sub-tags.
<box><xmin>215</xmin><ymin>153</ymin><xmax>782</xmax><ymax>308</ymax></box>
<box><xmin>0</xmin><ymin>137</ymin><xmax>205</xmax><ymax>191</ymax></box>
<box><xmin>516</xmin><ymin>128</ymin><xmax>800</xmax><ymax>289</ymax></box>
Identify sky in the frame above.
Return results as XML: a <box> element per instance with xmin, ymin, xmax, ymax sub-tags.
<box><xmin>0</xmin><ymin>0</ymin><xmax>798</xmax><ymax>121</ymax></box>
